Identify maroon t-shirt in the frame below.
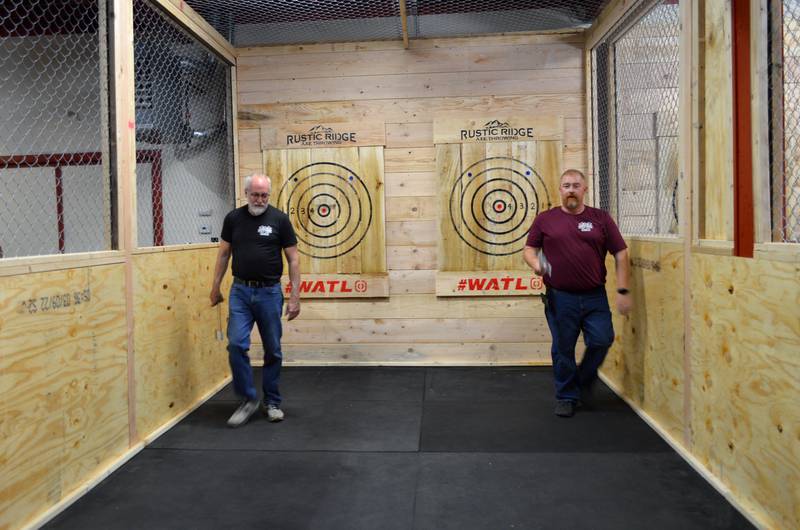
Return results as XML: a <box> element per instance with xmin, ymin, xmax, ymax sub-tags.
<box><xmin>526</xmin><ymin>206</ymin><xmax>627</xmax><ymax>292</ymax></box>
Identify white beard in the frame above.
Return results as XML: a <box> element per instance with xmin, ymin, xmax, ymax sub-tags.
<box><xmin>248</xmin><ymin>204</ymin><xmax>267</xmax><ymax>216</ymax></box>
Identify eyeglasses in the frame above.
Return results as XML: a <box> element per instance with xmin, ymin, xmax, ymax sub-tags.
<box><xmin>248</xmin><ymin>192</ymin><xmax>270</xmax><ymax>199</ymax></box>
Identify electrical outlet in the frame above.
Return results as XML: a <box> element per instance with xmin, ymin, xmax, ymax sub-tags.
<box><xmin>215</xmin><ymin>329</ymin><xmax>224</xmax><ymax>341</ymax></box>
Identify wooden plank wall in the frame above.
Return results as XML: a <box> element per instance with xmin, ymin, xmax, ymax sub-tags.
<box><xmin>593</xmin><ymin>1</ymin><xmax>800</xmax><ymax>529</ymax></box>
<box><xmin>236</xmin><ymin>32</ymin><xmax>587</xmax><ymax>364</ymax></box>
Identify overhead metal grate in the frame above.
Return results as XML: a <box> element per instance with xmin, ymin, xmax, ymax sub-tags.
<box><xmin>184</xmin><ymin>0</ymin><xmax>611</xmax><ymax>47</ymax></box>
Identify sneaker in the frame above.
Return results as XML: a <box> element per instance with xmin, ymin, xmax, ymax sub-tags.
<box><xmin>264</xmin><ymin>403</ymin><xmax>284</xmax><ymax>422</ymax></box>
<box><xmin>227</xmin><ymin>399</ymin><xmax>259</xmax><ymax>428</ymax></box>
<box><xmin>554</xmin><ymin>400</ymin><xmax>575</xmax><ymax>418</ymax></box>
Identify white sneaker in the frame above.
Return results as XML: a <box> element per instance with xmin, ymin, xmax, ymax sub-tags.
<box><xmin>265</xmin><ymin>403</ymin><xmax>284</xmax><ymax>422</ymax></box>
<box><xmin>227</xmin><ymin>399</ymin><xmax>259</xmax><ymax>427</ymax></box>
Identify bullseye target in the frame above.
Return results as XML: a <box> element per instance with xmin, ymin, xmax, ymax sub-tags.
<box><xmin>277</xmin><ymin>162</ymin><xmax>373</xmax><ymax>259</ymax></box>
<box><xmin>449</xmin><ymin>156</ymin><xmax>551</xmax><ymax>256</ymax></box>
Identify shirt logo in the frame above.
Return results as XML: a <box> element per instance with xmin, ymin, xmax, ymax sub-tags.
<box><xmin>578</xmin><ymin>221</ymin><xmax>594</xmax><ymax>232</ymax></box>
<box><xmin>258</xmin><ymin>225</ymin><xmax>273</xmax><ymax>236</ymax></box>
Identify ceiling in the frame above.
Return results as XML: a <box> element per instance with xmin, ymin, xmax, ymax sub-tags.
<box><xmin>183</xmin><ymin>0</ymin><xmax>612</xmax><ymax>47</ymax></box>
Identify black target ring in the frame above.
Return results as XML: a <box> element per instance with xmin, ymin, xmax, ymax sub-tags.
<box><xmin>469</xmin><ymin>177</ymin><xmax>531</xmax><ymax>236</ymax></box>
<box><xmin>482</xmin><ymin>190</ymin><xmax>517</xmax><ymax>225</ymax></box>
<box><xmin>277</xmin><ymin>162</ymin><xmax>373</xmax><ymax>259</ymax></box>
<box><xmin>292</xmin><ymin>179</ymin><xmax>354</xmax><ymax>244</ymax></box>
<box><xmin>449</xmin><ymin>156</ymin><xmax>551</xmax><ymax>256</ymax></box>
<box><xmin>296</xmin><ymin>186</ymin><xmax>347</xmax><ymax>233</ymax></box>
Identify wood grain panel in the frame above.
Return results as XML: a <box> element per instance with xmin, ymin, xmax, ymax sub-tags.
<box><xmin>282</xmin><ymin>342</ymin><xmax>551</xmax><ymax>365</ymax></box>
<box><xmin>603</xmin><ymin>241</ymin><xmax>685</xmax><ymax>440</ymax></box>
<box><xmin>133</xmin><ymin>249</ymin><xmax>230</xmax><ymax>440</ymax></box>
<box><xmin>388</xmin><ymin>269</ymin><xmax>436</xmax><ymax>294</ymax></box>
<box><xmin>0</xmin><ymin>265</ymin><xmax>128</xmax><ymax>530</ymax></box>
<box><xmin>690</xmin><ymin>254</ymin><xmax>800</xmax><ymax>530</ymax></box>
<box><xmin>238</xmin><ymin>69</ymin><xmax>584</xmax><ymax>105</ymax></box>
<box><xmin>293</xmin><ymin>293</ymin><xmax>542</xmax><ymax>320</ymax></box>
<box><xmin>283</xmin><ymin>317</ymin><xmax>549</xmax><ymax>344</ymax></box>
<box><xmin>386</xmin><ymin>196</ymin><xmax>438</xmax><ymax>221</ymax></box>
<box><xmin>702</xmin><ymin>0</ymin><xmax>733</xmax><ymax>240</ymax></box>
<box><xmin>385</xmin><ymin>172</ymin><xmax>438</xmax><ymax>197</ymax></box>
<box><xmin>386</xmin><ymin>220</ymin><xmax>437</xmax><ymax>247</ymax></box>
<box><xmin>386</xmin><ymin>246</ymin><xmax>437</xmax><ymax>270</ymax></box>
<box><xmin>385</xmin><ymin>147</ymin><xmax>436</xmax><ymax>172</ymax></box>
<box><xmin>237</xmin><ymin>43</ymin><xmax>582</xmax><ymax>80</ymax></box>
<box><xmin>237</xmin><ymin>32</ymin><xmax>584</xmax><ymax>57</ymax></box>
<box><xmin>386</xmin><ymin>122</ymin><xmax>434</xmax><ymax>148</ymax></box>
<box><xmin>238</xmin><ymin>95</ymin><xmax>586</xmax><ymax>127</ymax></box>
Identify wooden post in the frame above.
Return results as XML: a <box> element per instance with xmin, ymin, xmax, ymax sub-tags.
<box><xmin>399</xmin><ymin>0</ymin><xmax>410</xmax><ymax>49</ymax></box>
<box><xmin>111</xmin><ymin>0</ymin><xmax>139</xmax><ymax>444</ymax></box>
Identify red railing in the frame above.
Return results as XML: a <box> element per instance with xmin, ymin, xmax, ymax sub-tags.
<box><xmin>0</xmin><ymin>150</ymin><xmax>163</xmax><ymax>252</ymax></box>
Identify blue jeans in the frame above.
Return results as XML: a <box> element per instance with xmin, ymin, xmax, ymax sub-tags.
<box><xmin>544</xmin><ymin>286</ymin><xmax>614</xmax><ymax>402</ymax></box>
<box><xmin>227</xmin><ymin>282</ymin><xmax>284</xmax><ymax>405</ymax></box>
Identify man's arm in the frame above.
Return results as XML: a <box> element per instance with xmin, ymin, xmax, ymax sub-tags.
<box><xmin>209</xmin><ymin>240</ymin><xmax>231</xmax><ymax>306</ymax></box>
<box><xmin>613</xmin><ymin>248</ymin><xmax>632</xmax><ymax>315</ymax></box>
<box><xmin>523</xmin><ymin>245</ymin><xmax>544</xmax><ymax>275</ymax></box>
<box><xmin>284</xmin><ymin>245</ymin><xmax>301</xmax><ymax>321</ymax></box>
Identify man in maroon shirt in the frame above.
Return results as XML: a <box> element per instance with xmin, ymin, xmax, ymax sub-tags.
<box><xmin>524</xmin><ymin>169</ymin><xmax>632</xmax><ymax>418</ymax></box>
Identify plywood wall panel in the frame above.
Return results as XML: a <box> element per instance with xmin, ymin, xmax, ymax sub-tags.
<box><xmin>0</xmin><ymin>265</ymin><xmax>129</xmax><ymax>530</ymax></box>
<box><xmin>690</xmin><ymin>254</ymin><xmax>800</xmax><ymax>530</ymax></box>
<box><xmin>133</xmin><ymin>249</ymin><xmax>230</xmax><ymax>440</ymax></box>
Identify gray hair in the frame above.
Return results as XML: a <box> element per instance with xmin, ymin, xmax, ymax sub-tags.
<box><xmin>244</xmin><ymin>174</ymin><xmax>271</xmax><ymax>192</ymax></box>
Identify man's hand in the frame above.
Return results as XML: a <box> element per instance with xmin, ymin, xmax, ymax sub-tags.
<box><xmin>616</xmin><ymin>292</ymin><xmax>633</xmax><ymax>316</ymax></box>
<box><xmin>210</xmin><ymin>288</ymin><xmax>224</xmax><ymax>307</ymax></box>
<box><xmin>285</xmin><ymin>296</ymin><xmax>300</xmax><ymax>321</ymax></box>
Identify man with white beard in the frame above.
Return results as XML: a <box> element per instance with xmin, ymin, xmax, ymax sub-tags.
<box><xmin>209</xmin><ymin>174</ymin><xmax>301</xmax><ymax>427</ymax></box>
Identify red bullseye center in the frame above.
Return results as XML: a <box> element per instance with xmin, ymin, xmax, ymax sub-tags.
<box><xmin>493</xmin><ymin>200</ymin><xmax>506</xmax><ymax>213</ymax></box>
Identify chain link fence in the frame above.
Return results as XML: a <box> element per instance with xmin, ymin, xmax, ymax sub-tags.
<box><xmin>591</xmin><ymin>0</ymin><xmax>681</xmax><ymax>236</ymax></box>
<box><xmin>185</xmin><ymin>0</ymin><xmax>609</xmax><ymax>47</ymax></box>
<box><xmin>770</xmin><ymin>0</ymin><xmax>800</xmax><ymax>243</ymax></box>
<box><xmin>0</xmin><ymin>0</ymin><xmax>111</xmax><ymax>259</ymax></box>
<box><xmin>134</xmin><ymin>0</ymin><xmax>235</xmax><ymax>247</ymax></box>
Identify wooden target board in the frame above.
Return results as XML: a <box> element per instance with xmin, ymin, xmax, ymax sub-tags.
<box><xmin>436</xmin><ymin>134</ymin><xmax>562</xmax><ymax>296</ymax></box>
<box><xmin>264</xmin><ymin>146</ymin><xmax>387</xmax><ymax>298</ymax></box>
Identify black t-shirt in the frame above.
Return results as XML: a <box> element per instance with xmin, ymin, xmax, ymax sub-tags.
<box><xmin>220</xmin><ymin>205</ymin><xmax>298</xmax><ymax>283</ymax></box>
